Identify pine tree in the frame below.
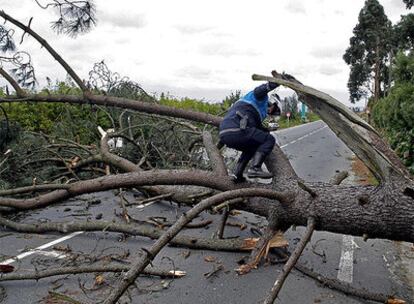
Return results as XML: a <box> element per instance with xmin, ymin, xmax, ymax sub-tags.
<box><xmin>343</xmin><ymin>0</ymin><xmax>392</xmax><ymax>103</ymax></box>
<box><xmin>394</xmin><ymin>13</ymin><xmax>414</xmax><ymax>52</ymax></box>
<box><xmin>403</xmin><ymin>0</ymin><xmax>413</xmax><ymax>9</ymax></box>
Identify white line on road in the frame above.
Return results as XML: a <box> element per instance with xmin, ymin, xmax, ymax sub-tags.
<box><xmin>337</xmin><ymin>235</ymin><xmax>356</xmax><ymax>283</ymax></box>
<box><xmin>136</xmin><ymin>201</ymin><xmax>156</xmax><ymax>209</ymax></box>
<box><xmin>33</xmin><ymin>249</ymin><xmax>68</xmax><ymax>259</ymax></box>
<box><xmin>0</xmin><ymin>231</ymin><xmax>83</xmax><ymax>265</ymax></box>
<box><xmin>279</xmin><ymin>125</ymin><xmax>328</xmax><ymax>149</ymax></box>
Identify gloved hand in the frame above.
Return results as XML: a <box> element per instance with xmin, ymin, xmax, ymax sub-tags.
<box><xmin>267</xmin><ymin>81</ymin><xmax>279</xmax><ymax>90</ymax></box>
<box><xmin>281</xmin><ymin>72</ymin><xmax>302</xmax><ymax>84</ymax></box>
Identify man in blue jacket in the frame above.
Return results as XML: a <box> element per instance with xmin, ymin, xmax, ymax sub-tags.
<box><xmin>219</xmin><ymin>82</ymin><xmax>281</xmax><ymax>183</ymax></box>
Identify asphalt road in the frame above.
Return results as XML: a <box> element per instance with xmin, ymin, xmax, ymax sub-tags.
<box><xmin>0</xmin><ymin>120</ymin><xmax>413</xmax><ymax>304</ymax></box>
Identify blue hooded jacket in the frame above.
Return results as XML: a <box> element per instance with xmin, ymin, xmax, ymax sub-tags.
<box><xmin>219</xmin><ymin>82</ymin><xmax>278</xmax><ymax>132</ymax></box>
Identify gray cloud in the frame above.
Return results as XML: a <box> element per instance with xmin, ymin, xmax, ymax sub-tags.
<box><xmin>284</xmin><ymin>0</ymin><xmax>306</xmax><ymax>14</ymax></box>
<box><xmin>174</xmin><ymin>25</ymin><xmax>214</xmax><ymax>35</ymax></box>
<box><xmin>199</xmin><ymin>43</ymin><xmax>261</xmax><ymax>57</ymax></box>
<box><xmin>318</xmin><ymin>64</ymin><xmax>342</xmax><ymax>76</ymax></box>
<box><xmin>309</xmin><ymin>46</ymin><xmax>344</xmax><ymax>59</ymax></box>
<box><xmin>334</xmin><ymin>9</ymin><xmax>345</xmax><ymax>16</ymax></box>
<box><xmin>146</xmin><ymin>84</ymin><xmax>234</xmax><ymax>103</ymax></box>
<box><xmin>323</xmin><ymin>88</ymin><xmax>352</xmax><ymax>105</ymax></box>
<box><xmin>175</xmin><ymin>66</ymin><xmax>213</xmax><ymax>80</ymax></box>
<box><xmin>99</xmin><ymin>11</ymin><xmax>146</xmax><ymax>29</ymax></box>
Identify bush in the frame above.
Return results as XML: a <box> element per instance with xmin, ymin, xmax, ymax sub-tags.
<box><xmin>159</xmin><ymin>93</ymin><xmax>225</xmax><ymax>116</ymax></box>
<box><xmin>372</xmin><ymin>52</ymin><xmax>414</xmax><ymax>173</ymax></box>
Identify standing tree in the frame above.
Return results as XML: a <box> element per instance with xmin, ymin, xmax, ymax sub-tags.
<box><xmin>403</xmin><ymin>0</ymin><xmax>414</xmax><ymax>9</ymax></box>
<box><xmin>394</xmin><ymin>13</ymin><xmax>414</xmax><ymax>52</ymax></box>
<box><xmin>343</xmin><ymin>0</ymin><xmax>392</xmax><ymax>104</ymax></box>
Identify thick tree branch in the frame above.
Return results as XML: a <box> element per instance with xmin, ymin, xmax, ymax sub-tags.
<box><xmin>202</xmin><ymin>131</ymin><xmax>227</xmax><ymax>176</ymax></box>
<box><xmin>0</xmin><ymin>66</ymin><xmax>25</xmax><ymax>97</ymax></box>
<box><xmin>0</xmin><ymin>10</ymin><xmax>88</xmax><ymax>92</ymax></box>
<box><xmin>253</xmin><ymin>73</ymin><xmax>412</xmax><ymax>183</ymax></box>
<box><xmin>0</xmin><ymin>216</ymin><xmax>261</xmax><ymax>251</ymax></box>
<box><xmin>273</xmin><ymin>250</ymin><xmax>406</xmax><ymax>303</ymax></box>
<box><xmin>0</xmin><ymin>184</ymin><xmax>70</xmax><ymax>196</ymax></box>
<box><xmin>0</xmin><ymin>93</ymin><xmax>222</xmax><ymax>126</ymax></box>
<box><xmin>0</xmin><ymin>169</ymin><xmax>293</xmax><ymax>210</ymax></box>
<box><xmin>0</xmin><ymin>265</ymin><xmax>186</xmax><ymax>281</ymax></box>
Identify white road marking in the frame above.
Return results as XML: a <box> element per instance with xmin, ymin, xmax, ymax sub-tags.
<box><xmin>337</xmin><ymin>235</ymin><xmax>356</xmax><ymax>283</ymax></box>
<box><xmin>0</xmin><ymin>231</ymin><xmax>82</xmax><ymax>265</ymax></box>
<box><xmin>279</xmin><ymin>125</ymin><xmax>328</xmax><ymax>149</ymax></box>
<box><xmin>136</xmin><ymin>201</ymin><xmax>156</xmax><ymax>209</ymax></box>
<box><xmin>32</xmin><ymin>249</ymin><xmax>68</xmax><ymax>259</ymax></box>
<box><xmin>277</xmin><ymin>123</ymin><xmax>357</xmax><ymax>284</ymax></box>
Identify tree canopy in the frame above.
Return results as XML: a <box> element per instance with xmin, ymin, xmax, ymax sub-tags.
<box><xmin>403</xmin><ymin>0</ymin><xmax>414</xmax><ymax>9</ymax></box>
<box><xmin>343</xmin><ymin>0</ymin><xmax>393</xmax><ymax>103</ymax></box>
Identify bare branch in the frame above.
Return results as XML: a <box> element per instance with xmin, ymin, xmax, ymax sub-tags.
<box><xmin>0</xmin><ymin>264</ymin><xmax>185</xmax><ymax>281</ymax></box>
<box><xmin>0</xmin><ymin>216</ymin><xmax>260</xmax><ymax>251</ymax></box>
<box><xmin>202</xmin><ymin>131</ymin><xmax>227</xmax><ymax>176</ymax></box>
<box><xmin>0</xmin><ymin>10</ymin><xmax>88</xmax><ymax>91</ymax></box>
<box><xmin>329</xmin><ymin>171</ymin><xmax>349</xmax><ymax>185</ymax></box>
<box><xmin>216</xmin><ymin>207</ymin><xmax>230</xmax><ymax>239</ymax></box>
<box><xmin>0</xmin><ymin>169</ymin><xmax>293</xmax><ymax>209</ymax></box>
<box><xmin>0</xmin><ymin>66</ymin><xmax>25</xmax><ymax>97</ymax></box>
<box><xmin>0</xmin><ymin>183</ymin><xmax>70</xmax><ymax>196</ymax></box>
<box><xmin>263</xmin><ymin>217</ymin><xmax>315</xmax><ymax>304</ymax></box>
<box><xmin>0</xmin><ymin>94</ymin><xmax>222</xmax><ymax>126</ymax></box>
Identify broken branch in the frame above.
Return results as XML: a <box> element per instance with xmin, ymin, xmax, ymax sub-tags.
<box><xmin>263</xmin><ymin>217</ymin><xmax>315</xmax><ymax>304</ymax></box>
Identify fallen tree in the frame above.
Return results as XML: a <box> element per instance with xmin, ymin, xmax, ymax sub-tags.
<box><xmin>0</xmin><ymin>9</ymin><xmax>413</xmax><ymax>304</ymax></box>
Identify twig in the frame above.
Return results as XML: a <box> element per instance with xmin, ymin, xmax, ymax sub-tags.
<box><xmin>0</xmin><ymin>66</ymin><xmax>26</xmax><ymax>97</ymax></box>
<box><xmin>118</xmin><ymin>189</ymin><xmax>130</xmax><ymax>223</ymax></box>
<box><xmin>202</xmin><ymin>131</ymin><xmax>227</xmax><ymax>176</ymax></box>
<box><xmin>297</xmin><ymin>180</ymin><xmax>318</xmax><ymax>198</ymax></box>
<box><xmin>329</xmin><ymin>171</ymin><xmax>349</xmax><ymax>185</ymax></box>
<box><xmin>185</xmin><ymin>219</ymin><xmax>213</xmax><ymax>229</ymax></box>
<box><xmin>187</xmin><ymin>190</ymin><xmax>214</xmax><ymax>200</ymax></box>
<box><xmin>0</xmin><ymin>264</ymin><xmax>186</xmax><ymax>281</ymax></box>
<box><xmin>0</xmin><ymin>184</ymin><xmax>70</xmax><ymax>196</ymax></box>
<box><xmin>212</xmin><ymin>198</ymin><xmax>245</xmax><ymax>213</ymax></box>
<box><xmin>127</xmin><ymin>192</ymin><xmax>173</xmax><ymax>206</ymax></box>
<box><xmin>263</xmin><ymin>217</ymin><xmax>316</xmax><ymax>304</ymax></box>
<box><xmin>216</xmin><ymin>207</ymin><xmax>230</xmax><ymax>239</ymax></box>
<box><xmin>293</xmin><ymin>262</ymin><xmax>405</xmax><ymax>303</ymax></box>
<box><xmin>47</xmin><ymin>291</ymin><xmax>82</xmax><ymax>304</ymax></box>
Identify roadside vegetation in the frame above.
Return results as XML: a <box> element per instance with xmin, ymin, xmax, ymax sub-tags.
<box><xmin>342</xmin><ymin>0</ymin><xmax>414</xmax><ymax>174</ymax></box>
<box><xmin>372</xmin><ymin>52</ymin><xmax>414</xmax><ymax>173</ymax></box>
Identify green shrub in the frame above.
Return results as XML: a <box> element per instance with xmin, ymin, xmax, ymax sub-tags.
<box><xmin>159</xmin><ymin>93</ymin><xmax>226</xmax><ymax>116</ymax></box>
<box><xmin>372</xmin><ymin>52</ymin><xmax>414</xmax><ymax>173</ymax></box>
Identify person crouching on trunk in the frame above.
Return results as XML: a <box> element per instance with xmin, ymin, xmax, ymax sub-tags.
<box><xmin>219</xmin><ymin>82</ymin><xmax>281</xmax><ymax>183</ymax></box>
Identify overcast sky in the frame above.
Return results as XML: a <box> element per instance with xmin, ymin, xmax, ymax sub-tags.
<box><xmin>0</xmin><ymin>0</ymin><xmax>410</xmax><ymax>106</ymax></box>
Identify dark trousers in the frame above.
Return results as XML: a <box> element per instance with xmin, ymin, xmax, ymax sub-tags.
<box><xmin>219</xmin><ymin>128</ymin><xmax>275</xmax><ymax>162</ymax></box>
